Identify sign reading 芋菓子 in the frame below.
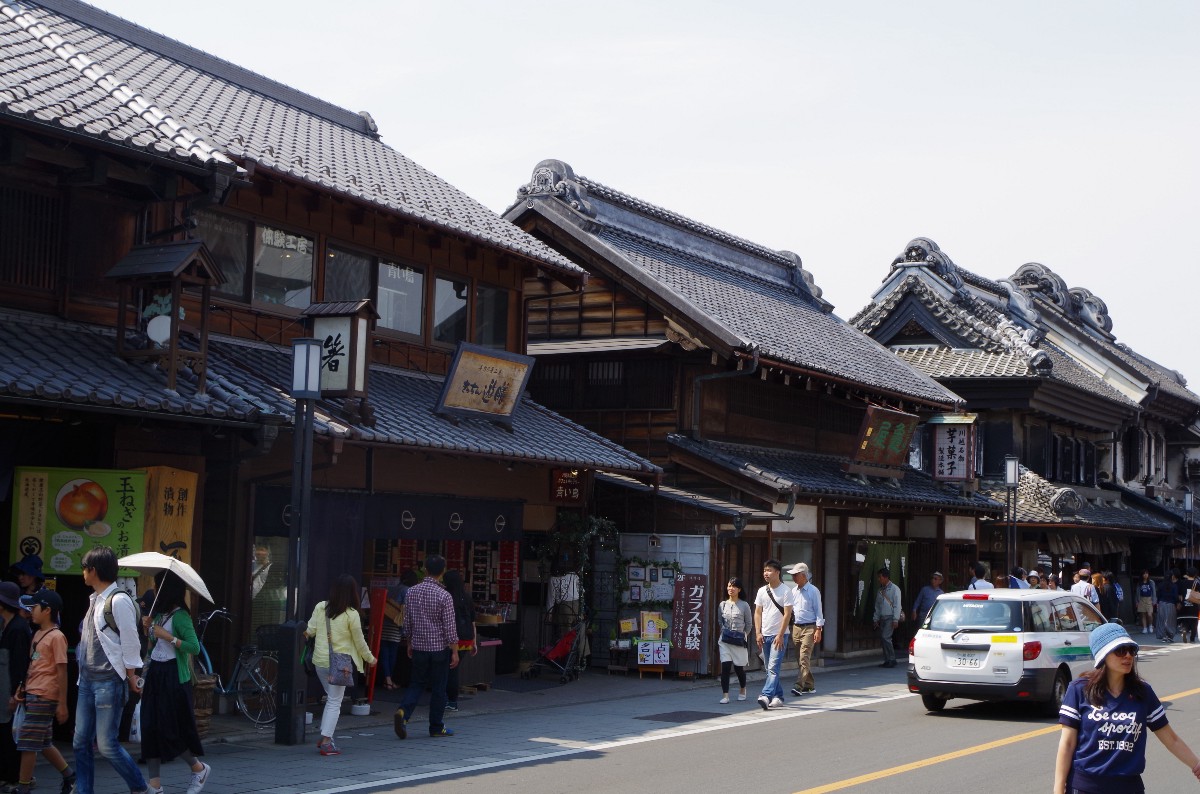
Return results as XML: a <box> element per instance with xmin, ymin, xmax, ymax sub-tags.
<box><xmin>10</xmin><ymin>467</ymin><xmax>146</xmax><ymax>575</ymax></box>
<box><xmin>435</xmin><ymin>342</ymin><xmax>535</xmax><ymax>427</ymax></box>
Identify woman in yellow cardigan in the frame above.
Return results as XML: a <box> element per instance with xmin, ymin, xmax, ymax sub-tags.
<box><xmin>140</xmin><ymin>570</ymin><xmax>210</xmax><ymax>794</ymax></box>
<box><xmin>305</xmin><ymin>575</ymin><xmax>376</xmax><ymax>756</ymax></box>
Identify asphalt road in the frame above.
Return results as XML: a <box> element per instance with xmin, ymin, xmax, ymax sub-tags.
<box><xmin>378</xmin><ymin>642</ymin><xmax>1200</xmax><ymax>793</ymax></box>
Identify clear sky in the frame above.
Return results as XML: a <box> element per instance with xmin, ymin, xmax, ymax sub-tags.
<box><xmin>86</xmin><ymin>0</ymin><xmax>1200</xmax><ymax>390</ymax></box>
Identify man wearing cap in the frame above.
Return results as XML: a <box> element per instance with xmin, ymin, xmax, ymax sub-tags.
<box><xmin>1071</xmin><ymin>567</ymin><xmax>1098</xmax><ymax>604</ymax></box>
<box><xmin>911</xmin><ymin>571</ymin><xmax>944</xmax><ymax>624</ymax></box>
<box><xmin>785</xmin><ymin>563</ymin><xmax>823</xmax><ymax>696</ymax></box>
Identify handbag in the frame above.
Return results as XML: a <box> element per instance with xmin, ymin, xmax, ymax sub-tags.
<box><xmin>301</xmin><ymin>635</ymin><xmax>317</xmax><ymax>677</ymax></box>
<box><xmin>325</xmin><ymin>609</ymin><xmax>356</xmax><ymax>687</ymax></box>
<box><xmin>1186</xmin><ymin>583</ymin><xmax>1200</xmax><ymax>607</ymax></box>
<box><xmin>720</xmin><ymin>628</ymin><xmax>747</xmax><ymax>647</ymax></box>
<box><xmin>718</xmin><ymin>604</ymin><xmax>748</xmax><ymax>647</ymax></box>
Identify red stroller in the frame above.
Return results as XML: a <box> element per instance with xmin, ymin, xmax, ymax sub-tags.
<box><xmin>522</xmin><ymin>614</ymin><xmax>587</xmax><ymax>683</ymax></box>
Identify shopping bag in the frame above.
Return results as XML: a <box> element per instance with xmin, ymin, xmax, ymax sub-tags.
<box><xmin>129</xmin><ymin>700</ymin><xmax>141</xmax><ymax>743</ymax></box>
<box><xmin>10</xmin><ymin>703</ymin><xmax>24</xmax><ymax>744</ymax></box>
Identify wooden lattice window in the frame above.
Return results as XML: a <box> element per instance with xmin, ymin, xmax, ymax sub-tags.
<box><xmin>0</xmin><ymin>183</ymin><xmax>60</xmax><ymax>292</ymax></box>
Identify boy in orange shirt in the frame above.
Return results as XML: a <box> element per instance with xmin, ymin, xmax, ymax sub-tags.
<box><xmin>8</xmin><ymin>589</ymin><xmax>74</xmax><ymax>794</ymax></box>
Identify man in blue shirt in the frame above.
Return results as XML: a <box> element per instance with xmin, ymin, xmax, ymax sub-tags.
<box><xmin>785</xmin><ymin>562</ymin><xmax>824</xmax><ymax>696</ymax></box>
<box><xmin>911</xmin><ymin>571</ymin><xmax>944</xmax><ymax>625</ymax></box>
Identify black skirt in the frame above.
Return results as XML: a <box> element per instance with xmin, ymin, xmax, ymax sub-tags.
<box><xmin>141</xmin><ymin>659</ymin><xmax>204</xmax><ymax>762</ymax></box>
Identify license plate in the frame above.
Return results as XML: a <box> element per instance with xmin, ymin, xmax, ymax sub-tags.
<box><xmin>950</xmin><ymin>652</ymin><xmax>982</xmax><ymax>668</ymax></box>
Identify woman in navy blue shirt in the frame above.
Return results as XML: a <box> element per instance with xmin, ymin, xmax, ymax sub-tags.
<box><xmin>1055</xmin><ymin>623</ymin><xmax>1200</xmax><ymax>793</ymax></box>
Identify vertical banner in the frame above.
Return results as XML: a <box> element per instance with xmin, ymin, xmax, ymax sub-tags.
<box><xmin>366</xmin><ymin>586</ymin><xmax>387</xmax><ymax>704</ymax></box>
<box><xmin>670</xmin><ymin>573</ymin><xmax>707</xmax><ymax>661</ymax></box>
<box><xmin>10</xmin><ymin>467</ymin><xmax>146</xmax><ymax>575</ymax></box>
<box><xmin>142</xmin><ymin>467</ymin><xmax>199</xmax><ymax>561</ymax></box>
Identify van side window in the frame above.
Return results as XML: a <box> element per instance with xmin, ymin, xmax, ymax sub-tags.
<box><xmin>1028</xmin><ymin>603</ymin><xmax>1057</xmax><ymax>632</ymax></box>
<box><xmin>1075</xmin><ymin>601</ymin><xmax>1105</xmax><ymax>632</ymax></box>
<box><xmin>1052</xmin><ymin>599</ymin><xmax>1080</xmax><ymax>631</ymax></box>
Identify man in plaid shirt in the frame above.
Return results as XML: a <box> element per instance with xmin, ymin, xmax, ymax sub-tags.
<box><xmin>395</xmin><ymin>555</ymin><xmax>459</xmax><ymax>739</ymax></box>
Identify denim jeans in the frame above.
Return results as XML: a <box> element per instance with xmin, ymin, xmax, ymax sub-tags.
<box><xmin>74</xmin><ymin>674</ymin><xmax>146</xmax><ymax>794</ymax></box>
<box><xmin>759</xmin><ymin>634</ymin><xmax>790</xmax><ymax>700</ymax></box>
<box><xmin>879</xmin><ymin>618</ymin><xmax>897</xmax><ymax>663</ymax></box>
<box><xmin>399</xmin><ymin>649</ymin><xmax>451</xmax><ymax>733</ymax></box>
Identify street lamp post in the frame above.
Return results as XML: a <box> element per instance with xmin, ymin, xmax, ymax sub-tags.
<box><xmin>277</xmin><ymin>337</ymin><xmax>321</xmax><ymax>745</ymax></box>
<box><xmin>1185</xmin><ymin>489</ymin><xmax>1194</xmax><ymax>571</ymax></box>
<box><xmin>1004</xmin><ymin>455</ymin><xmax>1020</xmax><ymax>581</ymax></box>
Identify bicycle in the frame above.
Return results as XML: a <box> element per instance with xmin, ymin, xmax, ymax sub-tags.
<box><xmin>193</xmin><ymin>607</ymin><xmax>280</xmax><ymax>726</ymax></box>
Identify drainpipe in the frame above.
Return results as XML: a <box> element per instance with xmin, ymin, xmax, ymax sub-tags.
<box><xmin>691</xmin><ymin>347</ymin><xmax>760</xmax><ymax>441</ymax></box>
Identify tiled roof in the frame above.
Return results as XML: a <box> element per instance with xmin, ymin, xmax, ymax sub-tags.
<box><xmin>0</xmin><ymin>0</ymin><xmax>231</xmax><ymax>167</ymax></box>
<box><xmin>594</xmin><ymin>472</ymin><xmax>781</xmax><ymax>520</ymax></box>
<box><xmin>977</xmin><ymin>468</ymin><xmax>1176</xmax><ymax>532</ymax></box>
<box><xmin>0</xmin><ymin>309</ymin><xmax>659</xmax><ymax>474</ymax></box>
<box><xmin>1</xmin><ymin>0</ymin><xmax>583</xmax><ymax>279</ymax></box>
<box><xmin>855</xmin><ymin>273</ymin><xmax>1139</xmax><ymax>409</ymax></box>
<box><xmin>594</xmin><ymin>227</ymin><xmax>960</xmax><ymax>406</ymax></box>
<box><xmin>209</xmin><ymin>338</ymin><xmax>660</xmax><ymax>474</ymax></box>
<box><xmin>893</xmin><ymin>345</ymin><xmax>1139</xmax><ymax>409</ymax></box>
<box><xmin>668</xmin><ymin>434</ymin><xmax>999</xmax><ymax>512</ymax></box>
<box><xmin>0</xmin><ymin>310</ymin><xmax>273</xmax><ymax>422</ymax></box>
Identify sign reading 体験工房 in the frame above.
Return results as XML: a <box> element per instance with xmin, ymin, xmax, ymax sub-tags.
<box><xmin>852</xmin><ymin>406</ymin><xmax>919</xmax><ymax>469</ymax></box>
<box><xmin>435</xmin><ymin>342</ymin><xmax>534</xmax><ymax>426</ymax></box>
<box><xmin>10</xmin><ymin>467</ymin><xmax>147</xmax><ymax>576</ymax></box>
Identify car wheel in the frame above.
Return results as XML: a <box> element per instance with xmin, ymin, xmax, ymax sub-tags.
<box><xmin>921</xmin><ymin>692</ymin><xmax>947</xmax><ymax>712</ymax></box>
<box><xmin>1044</xmin><ymin>669</ymin><xmax>1069</xmax><ymax>717</ymax></box>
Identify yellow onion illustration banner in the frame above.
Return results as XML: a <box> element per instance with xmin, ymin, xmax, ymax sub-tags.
<box><xmin>11</xmin><ymin>467</ymin><xmax>147</xmax><ymax>575</ymax></box>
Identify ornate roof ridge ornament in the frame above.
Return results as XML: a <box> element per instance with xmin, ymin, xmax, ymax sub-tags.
<box><xmin>890</xmin><ymin>237</ymin><xmax>965</xmax><ymax>293</ymax></box>
<box><xmin>777</xmin><ymin>250</ymin><xmax>830</xmax><ymax>310</ymax></box>
<box><xmin>1009</xmin><ymin>262</ymin><xmax>1114</xmax><ymax>337</ymax></box>
<box><xmin>517</xmin><ymin>159</ymin><xmax>594</xmax><ymax>217</ymax></box>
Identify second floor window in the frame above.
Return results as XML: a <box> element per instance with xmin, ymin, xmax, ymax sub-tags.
<box><xmin>433</xmin><ymin>276</ymin><xmax>468</xmax><ymax>345</ymax></box>
<box><xmin>324</xmin><ymin>246</ymin><xmax>371</xmax><ymax>302</ymax></box>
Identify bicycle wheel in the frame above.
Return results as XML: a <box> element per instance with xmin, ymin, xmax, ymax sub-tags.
<box><xmin>235</xmin><ymin>654</ymin><xmax>279</xmax><ymax>726</ymax></box>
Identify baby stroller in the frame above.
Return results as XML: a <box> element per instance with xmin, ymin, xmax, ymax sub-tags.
<box><xmin>523</xmin><ymin>569</ymin><xmax>589</xmax><ymax>683</ymax></box>
<box><xmin>523</xmin><ymin>614</ymin><xmax>588</xmax><ymax>683</ymax></box>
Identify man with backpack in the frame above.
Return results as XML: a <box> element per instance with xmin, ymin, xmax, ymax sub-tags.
<box><xmin>74</xmin><ymin>545</ymin><xmax>149</xmax><ymax>794</ymax></box>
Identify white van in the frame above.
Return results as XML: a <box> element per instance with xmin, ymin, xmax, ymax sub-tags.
<box><xmin>907</xmin><ymin>589</ymin><xmax>1105</xmax><ymax>714</ymax></box>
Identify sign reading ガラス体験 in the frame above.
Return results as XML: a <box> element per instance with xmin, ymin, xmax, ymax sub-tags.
<box><xmin>10</xmin><ymin>467</ymin><xmax>146</xmax><ymax>575</ymax></box>
<box><xmin>670</xmin><ymin>573</ymin><xmax>707</xmax><ymax>661</ymax></box>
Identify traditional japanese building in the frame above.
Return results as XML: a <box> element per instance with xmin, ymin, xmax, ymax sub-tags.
<box><xmin>852</xmin><ymin>238</ymin><xmax>1200</xmax><ymax>602</ymax></box>
<box><xmin>0</xmin><ymin>0</ymin><xmax>657</xmax><ymax>683</ymax></box>
<box><xmin>505</xmin><ymin>161</ymin><xmax>1000</xmax><ymax>662</ymax></box>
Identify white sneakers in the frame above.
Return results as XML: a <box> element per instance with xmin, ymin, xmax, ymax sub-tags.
<box><xmin>757</xmin><ymin>695</ymin><xmax>770</xmax><ymax>710</ymax></box>
<box><xmin>769</xmin><ymin>697</ymin><xmax>785</xmax><ymax>708</ymax></box>
<box><xmin>186</xmin><ymin>762</ymin><xmax>211</xmax><ymax>794</ymax></box>
<box><xmin>719</xmin><ymin>695</ymin><xmax>730</xmax><ymax>704</ymax></box>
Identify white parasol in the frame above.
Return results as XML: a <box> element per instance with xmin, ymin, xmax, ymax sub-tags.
<box><xmin>117</xmin><ymin>551</ymin><xmax>214</xmax><ymax>604</ymax></box>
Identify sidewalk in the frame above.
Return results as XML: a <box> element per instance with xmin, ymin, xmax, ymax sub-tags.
<box><xmin>66</xmin><ymin>653</ymin><xmax>891</xmax><ymax>793</ymax></box>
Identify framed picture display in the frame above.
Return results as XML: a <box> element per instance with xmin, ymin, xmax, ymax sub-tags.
<box><xmin>661</xmin><ymin>567</ymin><xmax>675</xmax><ymax>581</ymax></box>
<box><xmin>629</xmin><ymin>584</ymin><xmax>642</xmax><ymax>602</ymax></box>
<box><xmin>649</xmin><ymin>568</ymin><xmax>659</xmax><ymax>582</ymax></box>
<box><xmin>628</xmin><ymin>565</ymin><xmax>646</xmax><ymax>582</ymax></box>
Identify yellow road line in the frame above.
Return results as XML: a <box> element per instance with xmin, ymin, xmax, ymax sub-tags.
<box><xmin>794</xmin><ymin>686</ymin><xmax>1200</xmax><ymax>794</ymax></box>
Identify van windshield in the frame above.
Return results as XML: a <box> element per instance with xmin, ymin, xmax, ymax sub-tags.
<box><xmin>927</xmin><ymin>599</ymin><xmax>1022</xmax><ymax>633</ymax></box>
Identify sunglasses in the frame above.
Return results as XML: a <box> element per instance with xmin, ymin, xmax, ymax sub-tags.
<box><xmin>1110</xmin><ymin>645</ymin><xmax>1138</xmax><ymax>659</ymax></box>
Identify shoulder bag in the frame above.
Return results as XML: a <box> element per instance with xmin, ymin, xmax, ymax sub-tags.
<box><xmin>1186</xmin><ymin>580</ymin><xmax>1200</xmax><ymax>607</ymax></box>
<box><xmin>325</xmin><ymin>608</ymin><xmax>356</xmax><ymax>687</ymax></box>
<box><xmin>766</xmin><ymin>585</ymin><xmax>793</xmax><ymax>630</ymax></box>
<box><xmin>718</xmin><ymin>603</ymin><xmax>747</xmax><ymax>647</ymax></box>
